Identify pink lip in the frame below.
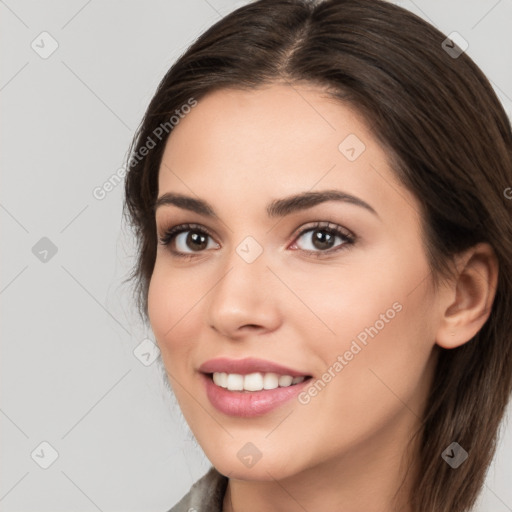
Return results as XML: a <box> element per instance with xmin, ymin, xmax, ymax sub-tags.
<box><xmin>198</xmin><ymin>357</ymin><xmax>312</xmax><ymax>417</ymax></box>
<box><xmin>198</xmin><ymin>357</ymin><xmax>308</xmax><ymax>377</ymax></box>
<box><xmin>201</xmin><ymin>373</ymin><xmax>310</xmax><ymax>417</ymax></box>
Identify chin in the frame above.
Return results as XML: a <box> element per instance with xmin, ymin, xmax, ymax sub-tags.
<box><xmin>213</xmin><ymin>458</ymin><xmax>295</xmax><ymax>481</ymax></box>
<box><xmin>201</xmin><ymin>439</ymin><xmax>307</xmax><ymax>482</ymax></box>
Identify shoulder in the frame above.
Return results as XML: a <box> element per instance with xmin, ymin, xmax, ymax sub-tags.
<box><xmin>166</xmin><ymin>467</ymin><xmax>228</xmax><ymax>512</ymax></box>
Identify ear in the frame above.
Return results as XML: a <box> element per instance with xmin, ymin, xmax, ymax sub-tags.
<box><xmin>436</xmin><ymin>243</ymin><xmax>499</xmax><ymax>349</ymax></box>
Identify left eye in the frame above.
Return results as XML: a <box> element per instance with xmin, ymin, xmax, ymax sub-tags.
<box><xmin>291</xmin><ymin>224</ymin><xmax>354</xmax><ymax>253</ymax></box>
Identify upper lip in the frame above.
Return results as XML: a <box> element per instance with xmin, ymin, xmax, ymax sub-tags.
<box><xmin>199</xmin><ymin>357</ymin><xmax>309</xmax><ymax>377</ymax></box>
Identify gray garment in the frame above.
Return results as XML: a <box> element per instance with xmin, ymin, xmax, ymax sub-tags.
<box><xmin>168</xmin><ymin>467</ymin><xmax>228</xmax><ymax>512</ymax></box>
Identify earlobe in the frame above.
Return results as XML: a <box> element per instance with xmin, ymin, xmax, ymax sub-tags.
<box><xmin>435</xmin><ymin>243</ymin><xmax>499</xmax><ymax>349</ymax></box>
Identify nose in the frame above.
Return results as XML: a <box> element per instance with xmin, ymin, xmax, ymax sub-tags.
<box><xmin>206</xmin><ymin>251</ymin><xmax>282</xmax><ymax>340</ymax></box>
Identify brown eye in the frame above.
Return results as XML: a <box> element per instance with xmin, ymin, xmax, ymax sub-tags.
<box><xmin>310</xmin><ymin>229</ymin><xmax>337</xmax><ymax>250</ymax></box>
<box><xmin>292</xmin><ymin>223</ymin><xmax>355</xmax><ymax>255</ymax></box>
<box><xmin>183</xmin><ymin>231</ymin><xmax>209</xmax><ymax>251</ymax></box>
<box><xmin>159</xmin><ymin>223</ymin><xmax>219</xmax><ymax>256</ymax></box>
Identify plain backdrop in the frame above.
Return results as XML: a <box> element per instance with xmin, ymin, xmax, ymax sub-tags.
<box><xmin>1</xmin><ymin>1</ymin><xmax>511</xmax><ymax>511</ymax></box>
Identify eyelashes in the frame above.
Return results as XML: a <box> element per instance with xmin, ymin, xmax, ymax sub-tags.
<box><xmin>159</xmin><ymin>222</ymin><xmax>214</xmax><ymax>246</ymax></box>
<box><xmin>158</xmin><ymin>221</ymin><xmax>356</xmax><ymax>259</ymax></box>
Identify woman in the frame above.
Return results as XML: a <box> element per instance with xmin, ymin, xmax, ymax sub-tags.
<box><xmin>123</xmin><ymin>0</ymin><xmax>512</xmax><ymax>510</ymax></box>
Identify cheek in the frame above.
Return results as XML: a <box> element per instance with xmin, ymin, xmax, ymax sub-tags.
<box><xmin>313</xmin><ymin>269</ymin><xmax>437</xmax><ymax>431</ymax></box>
<box><xmin>285</xmin><ymin>243</ymin><xmax>432</xmax><ymax>355</ymax></box>
<box><xmin>292</xmin><ymin>242</ymin><xmax>437</xmax><ymax>405</ymax></box>
<box><xmin>282</xmin><ymin>277</ymin><xmax>437</xmax><ymax>467</ymax></box>
<box><xmin>147</xmin><ymin>264</ymin><xmax>200</xmax><ymax>372</ymax></box>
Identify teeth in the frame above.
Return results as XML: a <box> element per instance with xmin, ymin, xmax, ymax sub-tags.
<box><xmin>278</xmin><ymin>375</ymin><xmax>293</xmax><ymax>387</ymax></box>
<box><xmin>212</xmin><ymin>372</ymin><xmax>228</xmax><ymax>388</ymax></box>
<box><xmin>244</xmin><ymin>372</ymin><xmax>263</xmax><ymax>391</ymax></box>
<box><xmin>226</xmin><ymin>373</ymin><xmax>244</xmax><ymax>391</ymax></box>
<box><xmin>263</xmin><ymin>372</ymin><xmax>279</xmax><ymax>390</ymax></box>
<box><xmin>212</xmin><ymin>372</ymin><xmax>307</xmax><ymax>391</ymax></box>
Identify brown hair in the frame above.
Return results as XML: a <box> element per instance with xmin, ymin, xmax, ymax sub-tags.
<box><xmin>123</xmin><ymin>1</ymin><xmax>512</xmax><ymax>510</ymax></box>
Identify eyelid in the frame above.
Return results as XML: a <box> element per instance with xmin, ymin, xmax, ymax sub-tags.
<box><xmin>290</xmin><ymin>221</ymin><xmax>354</xmax><ymax>244</ymax></box>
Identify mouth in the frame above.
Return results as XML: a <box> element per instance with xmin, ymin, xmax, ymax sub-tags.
<box><xmin>208</xmin><ymin>371</ymin><xmax>311</xmax><ymax>392</ymax></box>
<box><xmin>198</xmin><ymin>358</ymin><xmax>313</xmax><ymax>417</ymax></box>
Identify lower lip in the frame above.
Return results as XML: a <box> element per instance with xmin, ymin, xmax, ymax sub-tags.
<box><xmin>202</xmin><ymin>373</ymin><xmax>310</xmax><ymax>417</ymax></box>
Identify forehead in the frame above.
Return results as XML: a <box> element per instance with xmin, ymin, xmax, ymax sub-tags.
<box><xmin>157</xmin><ymin>83</ymin><xmax>417</xmax><ymax>220</ymax></box>
<box><xmin>161</xmin><ymin>83</ymin><xmax>373</xmax><ymax>171</ymax></box>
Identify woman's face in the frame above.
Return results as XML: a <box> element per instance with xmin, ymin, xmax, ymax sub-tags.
<box><xmin>148</xmin><ymin>83</ymin><xmax>441</xmax><ymax>481</ymax></box>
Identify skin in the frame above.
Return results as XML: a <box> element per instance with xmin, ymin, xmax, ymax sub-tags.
<box><xmin>148</xmin><ymin>83</ymin><xmax>498</xmax><ymax>512</ymax></box>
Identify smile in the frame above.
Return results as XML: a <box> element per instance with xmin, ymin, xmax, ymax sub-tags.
<box><xmin>199</xmin><ymin>358</ymin><xmax>312</xmax><ymax>417</ymax></box>
<box><xmin>212</xmin><ymin>371</ymin><xmax>306</xmax><ymax>391</ymax></box>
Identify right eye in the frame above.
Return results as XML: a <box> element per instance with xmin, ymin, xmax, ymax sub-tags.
<box><xmin>159</xmin><ymin>223</ymin><xmax>220</xmax><ymax>258</ymax></box>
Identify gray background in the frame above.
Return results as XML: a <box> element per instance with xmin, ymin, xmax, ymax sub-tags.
<box><xmin>1</xmin><ymin>1</ymin><xmax>511</xmax><ymax>511</ymax></box>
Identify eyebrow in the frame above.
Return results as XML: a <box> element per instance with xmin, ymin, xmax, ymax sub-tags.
<box><xmin>154</xmin><ymin>190</ymin><xmax>379</xmax><ymax>218</ymax></box>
